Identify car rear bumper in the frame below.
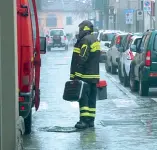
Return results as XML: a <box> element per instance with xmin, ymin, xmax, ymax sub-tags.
<box><xmin>47</xmin><ymin>43</ymin><xmax>66</xmax><ymax>47</ymax></box>
<box><xmin>141</xmin><ymin>66</ymin><xmax>157</xmax><ymax>86</ymax></box>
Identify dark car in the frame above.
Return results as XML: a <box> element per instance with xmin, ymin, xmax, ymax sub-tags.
<box><xmin>129</xmin><ymin>29</ymin><xmax>157</xmax><ymax>96</ymax></box>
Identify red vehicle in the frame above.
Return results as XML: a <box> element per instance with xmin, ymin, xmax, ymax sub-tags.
<box><xmin>17</xmin><ymin>0</ymin><xmax>46</xmax><ymax>134</ymax></box>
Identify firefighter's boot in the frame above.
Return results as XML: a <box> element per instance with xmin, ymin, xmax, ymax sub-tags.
<box><xmin>75</xmin><ymin>118</ymin><xmax>89</xmax><ymax>129</ymax></box>
<box><xmin>87</xmin><ymin>118</ymin><xmax>95</xmax><ymax>128</ymax></box>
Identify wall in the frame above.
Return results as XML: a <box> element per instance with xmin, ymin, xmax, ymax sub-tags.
<box><xmin>109</xmin><ymin>0</ymin><xmax>139</xmax><ymax>32</ymax></box>
<box><xmin>38</xmin><ymin>11</ymin><xmax>88</xmax><ymax>36</ymax></box>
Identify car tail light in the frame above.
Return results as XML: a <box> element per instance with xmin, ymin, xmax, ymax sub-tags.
<box><xmin>64</xmin><ymin>36</ymin><xmax>66</xmax><ymax>40</ymax></box>
<box><xmin>127</xmin><ymin>51</ymin><xmax>134</xmax><ymax>60</ymax></box>
<box><xmin>22</xmin><ymin>75</ymin><xmax>29</xmax><ymax>85</ymax></box>
<box><xmin>116</xmin><ymin>36</ymin><xmax>121</xmax><ymax>45</ymax></box>
<box><xmin>22</xmin><ymin>62</ymin><xmax>30</xmax><ymax>90</ymax></box>
<box><xmin>145</xmin><ymin>50</ymin><xmax>151</xmax><ymax>66</ymax></box>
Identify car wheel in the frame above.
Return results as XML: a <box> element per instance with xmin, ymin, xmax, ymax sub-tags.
<box><xmin>123</xmin><ymin>66</ymin><xmax>129</xmax><ymax>87</ymax></box>
<box><xmin>24</xmin><ymin>108</ymin><xmax>32</xmax><ymax>135</ymax></box>
<box><xmin>105</xmin><ymin>62</ymin><xmax>110</xmax><ymax>73</ymax></box>
<box><xmin>129</xmin><ymin>70</ymin><xmax>139</xmax><ymax>92</ymax></box>
<box><xmin>111</xmin><ymin>60</ymin><xmax>117</xmax><ymax>74</ymax></box>
<box><xmin>139</xmin><ymin>71</ymin><xmax>149</xmax><ymax>96</ymax></box>
<box><xmin>118</xmin><ymin>63</ymin><xmax>123</xmax><ymax>83</ymax></box>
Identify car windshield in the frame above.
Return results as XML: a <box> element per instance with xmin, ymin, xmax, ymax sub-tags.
<box><xmin>101</xmin><ymin>33</ymin><xmax>115</xmax><ymax>41</ymax></box>
<box><xmin>50</xmin><ymin>30</ymin><xmax>64</xmax><ymax>36</ymax></box>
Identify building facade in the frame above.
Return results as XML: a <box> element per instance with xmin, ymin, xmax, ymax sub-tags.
<box><xmin>37</xmin><ymin>0</ymin><xmax>90</xmax><ymax>36</ymax></box>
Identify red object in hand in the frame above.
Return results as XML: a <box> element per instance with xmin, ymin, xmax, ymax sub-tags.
<box><xmin>97</xmin><ymin>80</ymin><xmax>107</xmax><ymax>88</ymax></box>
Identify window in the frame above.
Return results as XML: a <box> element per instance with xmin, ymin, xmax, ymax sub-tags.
<box><xmin>66</xmin><ymin>17</ymin><xmax>72</xmax><ymax>25</ymax></box>
<box><xmin>140</xmin><ymin>35</ymin><xmax>146</xmax><ymax>51</ymax></box>
<box><xmin>29</xmin><ymin>0</ymin><xmax>36</xmax><ymax>47</ymax></box>
<box><xmin>110</xmin><ymin>35</ymin><xmax>116</xmax><ymax>46</ymax></box>
<box><xmin>50</xmin><ymin>30</ymin><xmax>64</xmax><ymax>36</ymax></box>
<box><xmin>144</xmin><ymin>34</ymin><xmax>150</xmax><ymax>48</ymax></box>
<box><xmin>134</xmin><ymin>38</ymin><xmax>142</xmax><ymax>48</ymax></box>
<box><xmin>46</xmin><ymin>15</ymin><xmax>57</xmax><ymax>27</ymax></box>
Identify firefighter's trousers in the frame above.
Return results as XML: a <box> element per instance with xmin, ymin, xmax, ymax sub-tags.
<box><xmin>79</xmin><ymin>83</ymin><xmax>97</xmax><ymax>122</ymax></box>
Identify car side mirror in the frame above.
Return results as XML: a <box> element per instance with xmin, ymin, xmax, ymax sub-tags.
<box><xmin>40</xmin><ymin>37</ymin><xmax>46</xmax><ymax>54</ymax></box>
<box><xmin>118</xmin><ymin>46</ymin><xmax>124</xmax><ymax>52</ymax></box>
<box><xmin>130</xmin><ymin>44</ymin><xmax>137</xmax><ymax>52</ymax></box>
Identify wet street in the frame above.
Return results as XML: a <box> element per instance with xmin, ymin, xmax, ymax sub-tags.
<box><xmin>24</xmin><ymin>47</ymin><xmax>157</xmax><ymax>150</ymax></box>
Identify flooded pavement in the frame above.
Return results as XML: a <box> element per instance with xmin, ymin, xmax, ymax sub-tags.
<box><xmin>24</xmin><ymin>47</ymin><xmax>157</xmax><ymax>150</ymax></box>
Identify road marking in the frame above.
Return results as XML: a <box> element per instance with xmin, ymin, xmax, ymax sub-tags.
<box><xmin>112</xmin><ymin>98</ymin><xmax>139</xmax><ymax>108</ymax></box>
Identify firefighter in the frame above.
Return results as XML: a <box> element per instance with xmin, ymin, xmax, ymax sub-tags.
<box><xmin>70</xmin><ymin>20</ymin><xmax>100</xmax><ymax>129</ymax></box>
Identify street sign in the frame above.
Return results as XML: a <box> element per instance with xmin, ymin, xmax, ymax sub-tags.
<box><xmin>143</xmin><ymin>0</ymin><xmax>151</xmax><ymax>12</ymax></box>
<box><xmin>136</xmin><ymin>10</ymin><xmax>143</xmax><ymax>21</ymax></box>
<box><xmin>125</xmin><ymin>9</ymin><xmax>134</xmax><ymax>24</ymax></box>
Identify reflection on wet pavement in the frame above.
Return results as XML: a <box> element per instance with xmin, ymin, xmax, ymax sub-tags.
<box><xmin>24</xmin><ymin>48</ymin><xmax>157</xmax><ymax>150</ymax></box>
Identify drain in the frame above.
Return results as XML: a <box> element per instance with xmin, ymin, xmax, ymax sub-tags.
<box><xmin>39</xmin><ymin>126</ymin><xmax>85</xmax><ymax>133</ymax></box>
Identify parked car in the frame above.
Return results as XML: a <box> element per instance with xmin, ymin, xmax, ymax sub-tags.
<box><xmin>129</xmin><ymin>29</ymin><xmax>157</xmax><ymax>96</ymax></box>
<box><xmin>100</xmin><ymin>45</ymin><xmax>110</xmax><ymax>63</ymax></box>
<box><xmin>99</xmin><ymin>32</ymin><xmax>114</xmax><ymax>63</ymax></box>
<box><xmin>118</xmin><ymin>34</ymin><xmax>142</xmax><ymax>86</ymax></box>
<box><xmin>46</xmin><ymin>28</ymin><xmax>68</xmax><ymax>51</ymax></box>
<box><xmin>117</xmin><ymin>33</ymin><xmax>133</xmax><ymax>84</ymax></box>
<box><xmin>105</xmin><ymin>32</ymin><xmax>128</xmax><ymax>74</ymax></box>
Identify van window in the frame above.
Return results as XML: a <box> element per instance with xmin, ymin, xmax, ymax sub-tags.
<box><xmin>50</xmin><ymin>30</ymin><xmax>64</xmax><ymax>36</ymax></box>
<box><xmin>139</xmin><ymin>35</ymin><xmax>146</xmax><ymax>51</ymax></box>
<box><xmin>29</xmin><ymin>0</ymin><xmax>36</xmax><ymax>48</ymax></box>
<box><xmin>134</xmin><ymin>38</ymin><xmax>141</xmax><ymax>48</ymax></box>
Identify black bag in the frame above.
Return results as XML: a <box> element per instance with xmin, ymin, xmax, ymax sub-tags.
<box><xmin>63</xmin><ymin>80</ymin><xmax>89</xmax><ymax>102</ymax></box>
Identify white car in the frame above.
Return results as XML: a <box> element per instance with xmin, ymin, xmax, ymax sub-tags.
<box><xmin>46</xmin><ymin>28</ymin><xmax>68</xmax><ymax>51</ymax></box>
<box><xmin>105</xmin><ymin>33</ymin><xmax>128</xmax><ymax>74</ymax></box>
<box><xmin>121</xmin><ymin>35</ymin><xmax>142</xmax><ymax>86</ymax></box>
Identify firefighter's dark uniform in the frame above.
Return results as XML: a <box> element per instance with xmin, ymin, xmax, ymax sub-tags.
<box><xmin>70</xmin><ymin>20</ymin><xmax>100</xmax><ymax>129</ymax></box>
